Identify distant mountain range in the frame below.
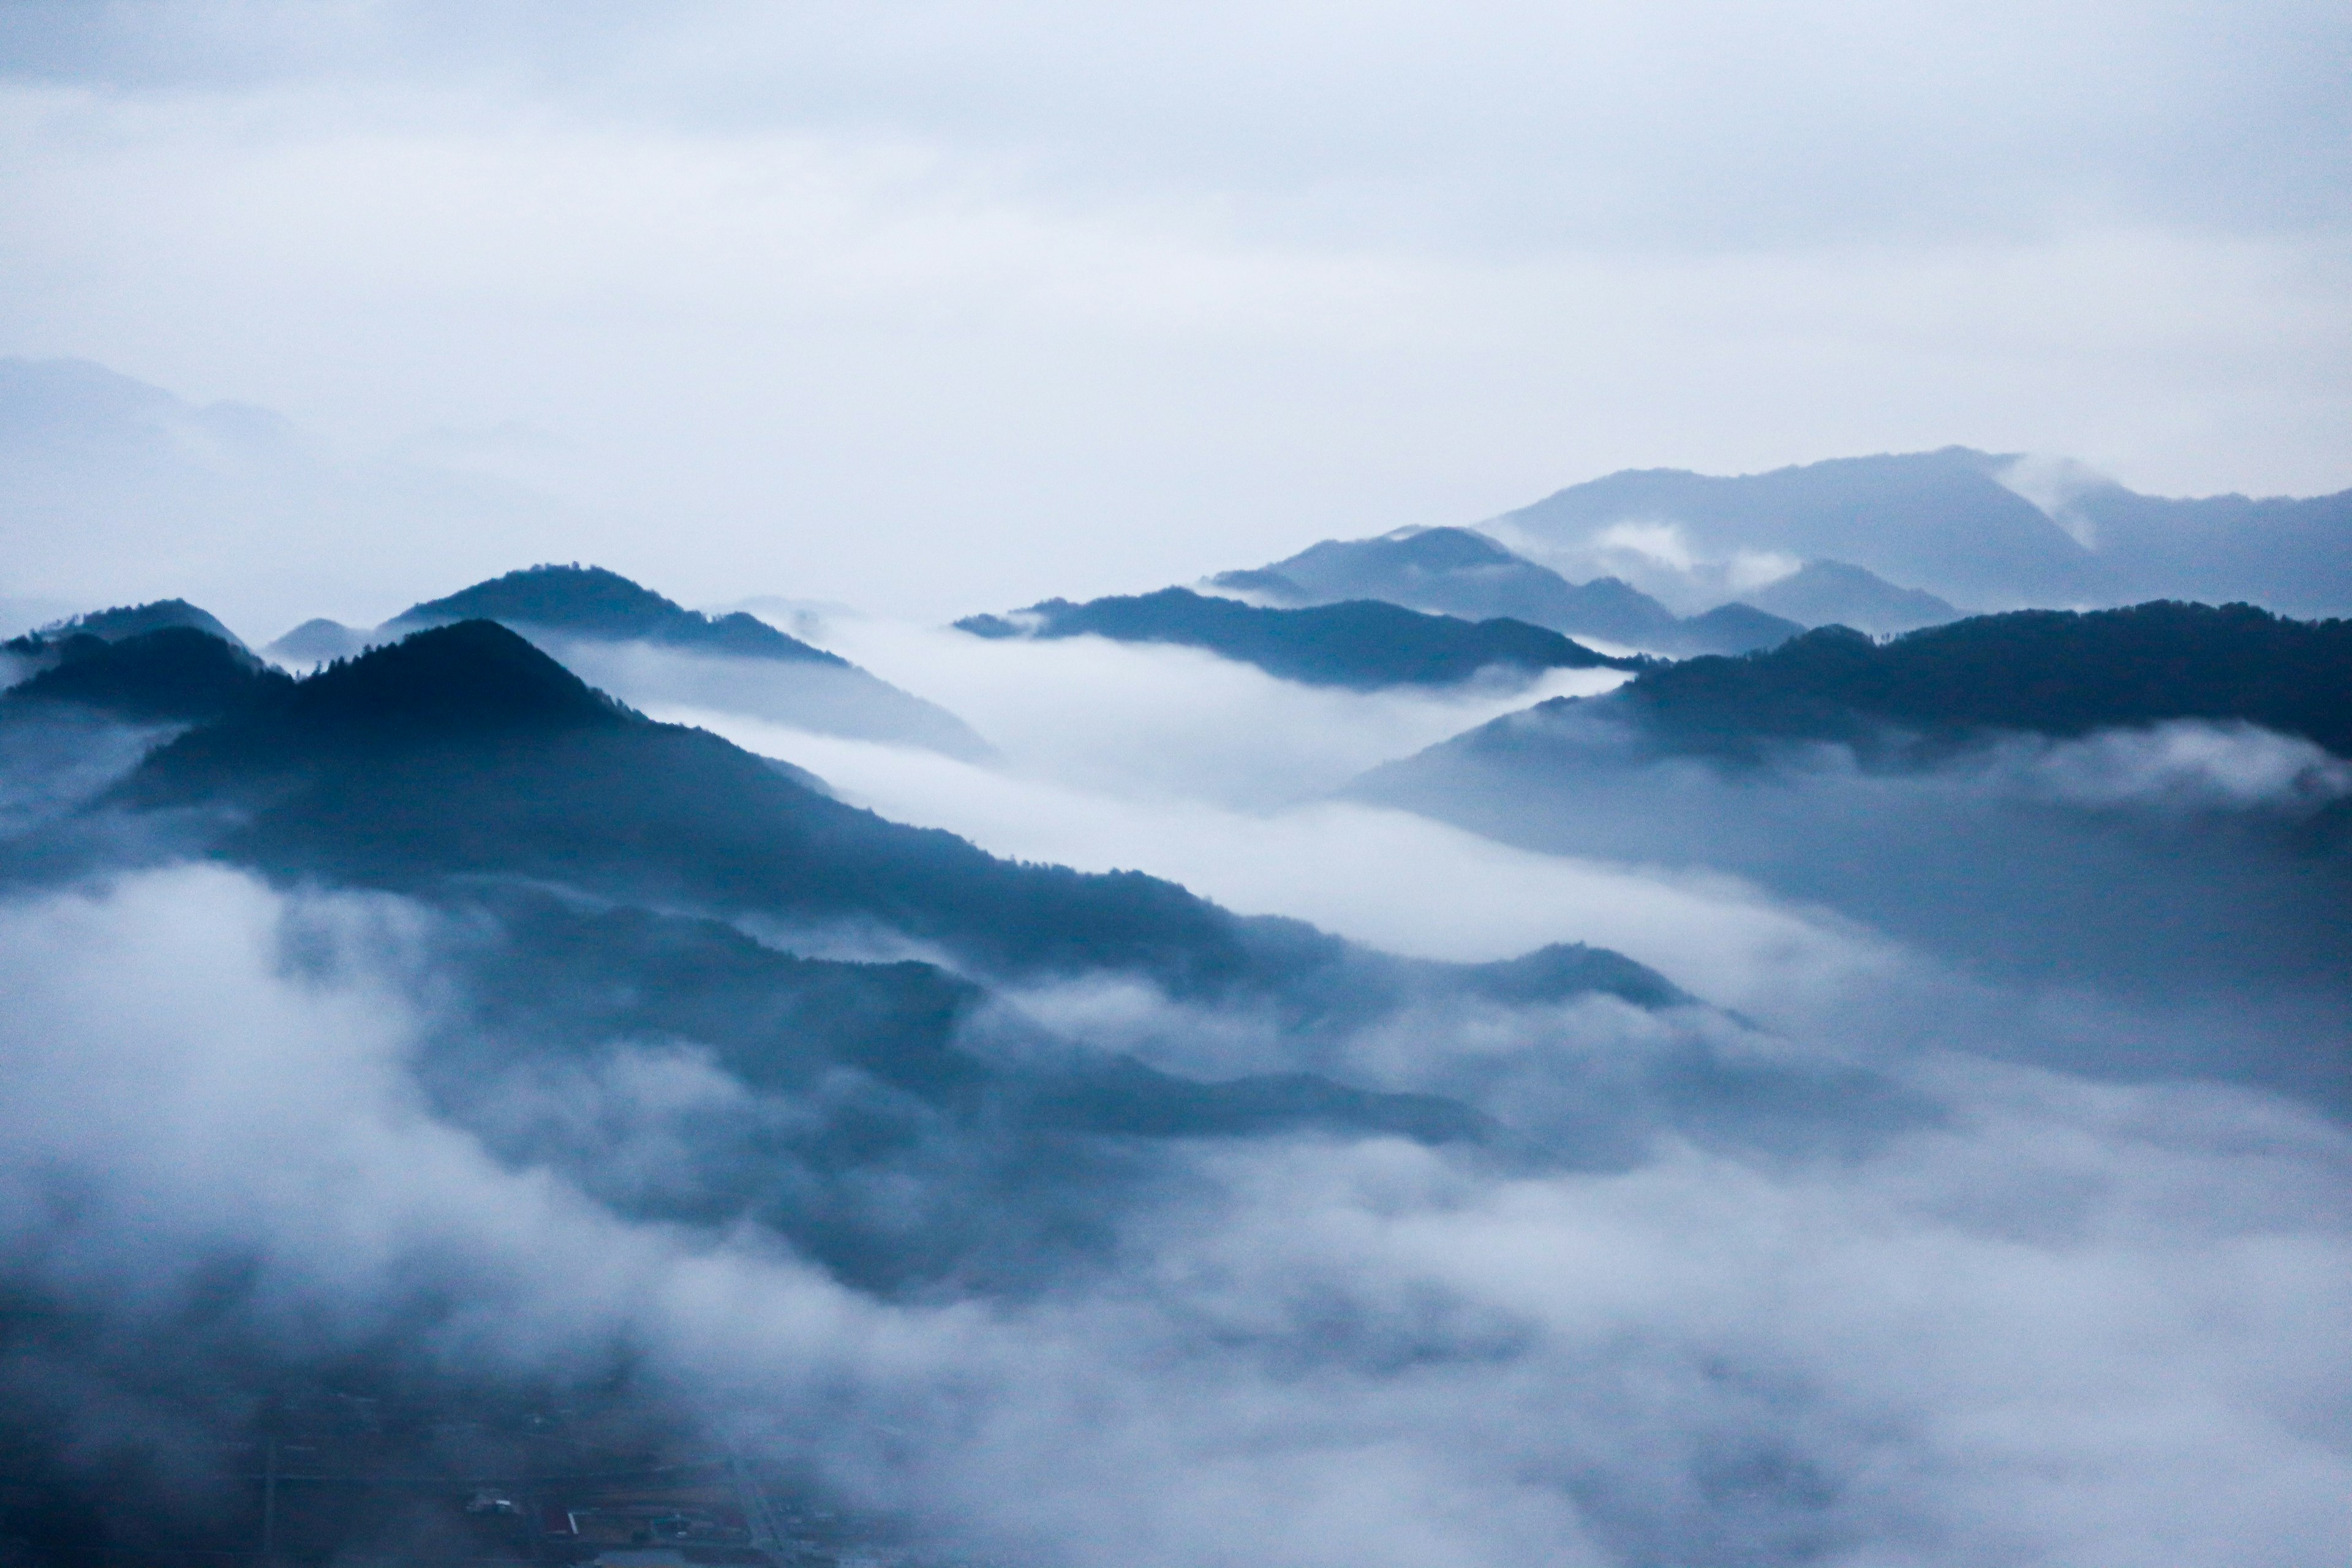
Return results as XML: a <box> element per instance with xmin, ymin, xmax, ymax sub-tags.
<box><xmin>1487</xmin><ymin>447</ymin><xmax>2352</xmax><ymax>617</ymax></box>
<box><xmin>1591</xmin><ymin>601</ymin><xmax>2351</xmax><ymax>761</ymax></box>
<box><xmin>266</xmin><ymin>564</ymin><xmax>990</xmax><ymax>760</ymax></box>
<box><xmin>1359</xmin><ymin>601</ymin><xmax>2352</xmax><ymax>771</ymax></box>
<box><xmin>3</xmin><ymin>625</ymin><xmax>287</xmax><ymax>725</ymax></box>
<box><xmin>6</xmin><ymin>597</ymin><xmax>249</xmax><ymax>655</ymax></box>
<box><xmin>1</xmin><ymin>614</ymin><xmax>1879</xmax><ymax>1286</ymax></box>
<box><xmin>957</xmin><ymin>586</ymin><xmax>1642</xmax><ymax>688</ymax></box>
<box><xmin>1352</xmin><ymin>600</ymin><xmax>2352</xmax><ymax>1096</ymax></box>
<box><xmin>1207</xmin><ymin>526</ymin><xmax>1819</xmax><ymax>652</ymax></box>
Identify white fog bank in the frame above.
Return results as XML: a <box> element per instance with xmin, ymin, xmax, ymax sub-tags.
<box><xmin>2</xmin><ymin>867</ymin><xmax>2346</xmax><ymax>1568</ymax></box>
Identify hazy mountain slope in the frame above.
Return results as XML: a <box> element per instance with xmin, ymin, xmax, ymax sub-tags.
<box><xmin>1676</xmin><ymin>602</ymin><xmax>1804</xmax><ymax>655</ymax></box>
<box><xmin>0</xmin><ymin>625</ymin><xmax>288</xmax><ymax>842</ymax></box>
<box><xmin>1207</xmin><ymin>527</ymin><xmax>1800</xmax><ymax>654</ymax></box>
<box><xmin>1742</xmin><ymin>560</ymin><xmax>1961</xmax><ymax>633</ymax></box>
<box><xmin>416</xmin><ymin>883</ymin><xmax>1491</xmax><ymax>1294</ymax></box>
<box><xmin>9</xmin><ymin>597</ymin><xmax>249</xmax><ymax>652</ymax></box>
<box><xmin>54</xmin><ymin>619</ymin><xmax>1924</xmax><ymax>1232</ymax></box>
<box><xmin>382</xmin><ymin>564</ymin><xmax>991</xmax><ymax>759</ymax></box>
<box><xmin>265</xmin><ymin>616</ymin><xmax>372</xmax><ymax>665</ymax></box>
<box><xmin>1490</xmin><ymin>447</ymin><xmax>2352</xmax><ymax>616</ymax></box>
<box><xmin>4</xmin><ymin>626</ymin><xmax>289</xmax><ymax>725</ymax></box>
<box><xmin>1352</xmin><ymin>601</ymin><xmax>2352</xmax><ymax>1103</ymax></box>
<box><xmin>1493</xmin><ymin>448</ymin><xmax>2091</xmax><ymax>609</ymax></box>
<box><xmin>2087</xmin><ymin>488</ymin><xmax>2352</xmax><ymax>614</ymax></box>
<box><xmin>386</xmin><ymin>563</ymin><xmax>845</xmax><ymax>663</ymax></box>
<box><xmin>959</xmin><ymin>586</ymin><xmax>1639</xmax><ymax>688</ymax></box>
<box><xmin>117</xmin><ymin>622</ymin><xmax>1665</xmax><ymax>1021</ymax></box>
<box><xmin>1607</xmin><ymin>601</ymin><xmax>2352</xmax><ymax>759</ymax></box>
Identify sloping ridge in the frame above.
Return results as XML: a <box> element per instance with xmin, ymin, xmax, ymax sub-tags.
<box><xmin>1491</xmin><ymin>448</ymin><xmax>2098</xmax><ymax>610</ymax></box>
<box><xmin>1413</xmin><ymin>600</ymin><xmax>2352</xmax><ymax>761</ymax></box>
<box><xmin>5</xmin><ymin>625</ymin><xmax>288</xmax><ymax>724</ymax></box>
<box><xmin>372</xmin><ymin>563</ymin><xmax>992</xmax><ymax>760</ymax></box>
<box><xmin>1489</xmin><ymin>447</ymin><xmax>2352</xmax><ymax>617</ymax></box>
<box><xmin>11</xmin><ymin>597</ymin><xmax>249</xmax><ymax>652</ymax></box>
<box><xmin>1207</xmin><ymin>527</ymin><xmax>1801</xmax><ymax>655</ymax></box>
<box><xmin>1743</xmin><ymin>561</ymin><xmax>1961</xmax><ymax>634</ymax></box>
<box><xmin>92</xmin><ymin>620</ymin><xmax>1795</xmax><ymax>1170</ymax></box>
<box><xmin>125</xmin><ymin>621</ymin><xmax>1684</xmax><ymax>1012</ymax></box>
<box><xmin>386</xmin><ymin>563</ymin><xmax>847</xmax><ymax>665</ymax></box>
<box><xmin>960</xmin><ymin>586</ymin><xmax>1640</xmax><ymax>687</ymax></box>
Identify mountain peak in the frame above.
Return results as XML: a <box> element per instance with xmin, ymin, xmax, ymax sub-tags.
<box><xmin>289</xmin><ymin>619</ymin><xmax>635</xmax><ymax>743</ymax></box>
<box><xmin>389</xmin><ymin>564</ymin><xmax>846</xmax><ymax>666</ymax></box>
<box><xmin>8</xmin><ymin>598</ymin><xmax>247</xmax><ymax>654</ymax></box>
<box><xmin>4</xmin><ymin>625</ymin><xmax>285</xmax><ymax>723</ymax></box>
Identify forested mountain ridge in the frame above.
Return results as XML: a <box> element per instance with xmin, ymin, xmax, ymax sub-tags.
<box><xmin>958</xmin><ymin>586</ymin><xmax>1641</xmax><ymax>688</ymax></box>
<box><xmin>386</xmin><ymin>562</ymin><xmax>849</xmax><ymax>664</ymax></box>
<box><xmin>1207</xmin><ymin>527</ymin><xmax>1807</xmax><ymax>654</ymax></box>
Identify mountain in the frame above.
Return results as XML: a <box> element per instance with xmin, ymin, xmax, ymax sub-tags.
<box><xmin>4</xmin><ymin>617</ymin><xmax>1913</xmax><ymax>1296</ymax></box>
<box><xmin>4</xmin><ymin>625</ymin><xmax>288</xmax><ymax>725</ymax></box>
<box><xmin>1740</xmin><ymin>560</ymin><xmax>1961</xmax><ymax>634</ymax></box>
<box><xmin>371</xmin><ymin>564</ymin><xmax>990</xmax><ymax>760</ymax></box>
<box><xmin>1488</xmin><ymin>447</ymin><xmax>2352</xmax><ymax>616</ymax></box>
<box><xmin>1351</xmin><ymin>601</ymin><xmax>2352</xmax><ymax>1096</ymax></box>
<box><xmin>3</xmin><ymin>598</ymin><xmax>260</xmax><ymax>704</ymax></box>
<box><xmin>114</xmin><ymin>620</ymin><xmax>1678</xmax><ymax>1019</ymax></box>
<box><xmin>1207</xmin><ymin>526</ymin><xmax>1801</xmax><ymax>654</ymax></box>
<box><xmin>6</xmin><ymin>597</ymin><xmax>247</xmax><ymax>654</ymax></box>
<box><xmin>1593</xmin><ymin>601</ymin><xmax>2352</xmax><ymax>761</ymax></box>
<box><xmin>1676</xmin><ymin>601</ymin><xmax>1806</xmax><ymax>655</ymax></box>
<box><xmin>265</xmin><ymin>616</ymin><xmax>374</xmax><ymax>665</ymax></box>
<box><xmin>957</xmin><ymin>586</ymin><xmax>1642</xmax><ymax>688</ymax></box>
<box><xmin>383</xmin><ymin>563</ymin><xmax>847</xmax><ymax>663</ymax></box>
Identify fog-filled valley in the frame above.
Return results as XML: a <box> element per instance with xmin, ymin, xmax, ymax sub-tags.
<box><xmin>10</xmin><ymin>0</ymin><xmax>2352</xmax><ymax>1552</ymax></box>
<box><xmin>1</xmin><ymin>533</ymin><xmax>2348</xmax><ymax>1567</ymax></box>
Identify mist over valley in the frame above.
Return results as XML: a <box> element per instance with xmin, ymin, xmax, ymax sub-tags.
<box><xmin>4</xmin><ymin>7</ymin><xmax>2350</xmax><ymax>1558</ymax></box>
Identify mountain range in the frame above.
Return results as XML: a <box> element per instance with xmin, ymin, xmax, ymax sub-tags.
<box><xmin>10</xmin><ymin>612</ymin><xmax>1897</xmax><ymax>1287</ymax></box>
<box><xmin>957</xmin><ymin>585</ymin><xmax>1642</xmax><ymax>687</ymax></box>
<box><xmin>1352</xmin><ymin>600</ymin><xmax>2352</xmax><ymax>1105</ymax></box>
<box><xmin>1487</xmin><ymin>447</ymin><xmax>2352</xmax><ymax>617</ymax></box>
<box><xmin>1207</xmin><ymin>526</ymin><xmax>1820</xmax><ymax>652</ymax></box>
<box><xmin>266</xmin><ymin>564</ymin><xmax>991</xmax><ymax>760</ymax></box>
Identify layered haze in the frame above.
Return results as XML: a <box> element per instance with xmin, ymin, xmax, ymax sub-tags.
<box><xmin>2</xmin><ymin>4</ymin><xmax>2348</xmax><ymax>1562</ymax></box>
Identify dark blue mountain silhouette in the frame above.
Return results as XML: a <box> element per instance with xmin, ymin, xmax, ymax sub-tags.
<box><xmin>385</xmin><ymin>562</ymin><xmax>845</xmax><ymax>663</ymax></box>
<box><xmin>123</xmin><ymin>621</ymin><xmax>1675</xmax><ymax>1013</ymax></box>
<box><xmin>4</xmin><ymin>626</ymin><xmax>288</xmax><ymax>724</ymax></box>
<box><xmin>958</xmin><ymin>586</ymin><xmax>1641</xmax><ymax>687</ymax></box>
<box><xmin>1409</xmin><ymin>600</ymin><xmax>2352</xmax><ymax>763</ymax></box>
<box><xmin>369</xmin><ymin>563</ymin><xmax>990</xmax><ymax>759</ymax></box>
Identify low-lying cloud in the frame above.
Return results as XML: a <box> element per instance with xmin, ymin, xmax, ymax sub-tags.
<box><xmin>1</xmin><ymin>865</ymin><xmax>2346</xmax><ymax>1566</ymax></box>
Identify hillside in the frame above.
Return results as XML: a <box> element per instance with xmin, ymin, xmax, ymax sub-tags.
<box><xmin>1208</xmin><ymin>527</ymin><xmax>1802</xmax><ymax>654</ymax></box>
<box><xmin>958</xmin><ymin>586</ymin><xmax>1640</xmax><ymax>687</ymax></box>
<box><xmin>367</xmin><ymin>564</ymin><xmax>990</xmax><ymax>759</ymax></box>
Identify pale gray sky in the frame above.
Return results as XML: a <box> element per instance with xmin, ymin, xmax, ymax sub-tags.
<box><xmin>1</xmin><ymin>0</ymin><xmax>2346</xmax><ymax>623</ymax></box>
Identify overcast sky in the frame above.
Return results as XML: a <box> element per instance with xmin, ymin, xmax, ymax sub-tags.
<box><xmin>2</xmin><ymin>0</ymin><xmax>2348</xmax><ymax>619</ymax></box>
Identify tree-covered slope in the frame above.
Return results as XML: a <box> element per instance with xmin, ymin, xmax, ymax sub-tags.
<box><xmin>1608</xmin><ymin>601</ymin><xmax>2352</xmax><ymax>756</ymax></box>
<box><xmin>121</xmin><ymin>621</ymin><xmax>1678</xmax><ymax>1017</ymax></box>
<box><xmin>958</xmin><ymin>586</ymin><xmax>1640</xmax><ymax>687</ymax></box>
<box><xmin>387</xmin><ymin>562</ymin><xmax>846</xmax><ymax>663</ymax></box>
<box><xmin>374</xmin><ymin>563</ymin><xmax>990</xmax><ymax>758</ymax></box>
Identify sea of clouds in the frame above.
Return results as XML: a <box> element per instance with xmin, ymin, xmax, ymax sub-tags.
<box><xmin>2</xmin><ymin>622</ymin><xmax>2348</xmax><ymax>1566</ymax></box>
